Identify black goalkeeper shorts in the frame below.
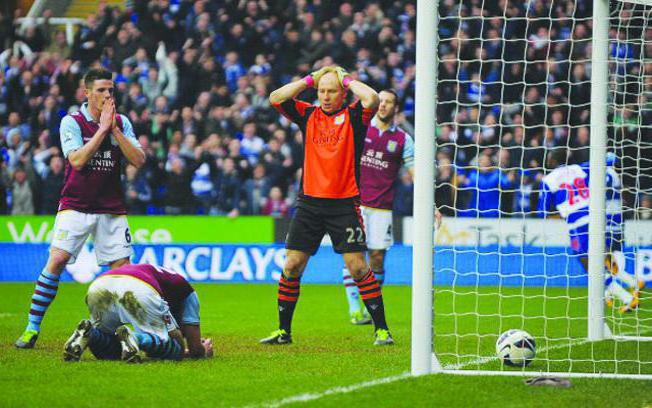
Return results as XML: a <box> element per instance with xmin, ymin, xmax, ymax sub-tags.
<box><xmin>285</xmin><ymin>202</ymin><xmax>367</xmax><ymax>255</ymax></box>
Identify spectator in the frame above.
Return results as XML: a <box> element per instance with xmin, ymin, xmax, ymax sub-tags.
<box><xmin>2</xmin><ymin>112</ymin><xmax>30</xmax><ymax>144</ymax></box>
<box><xmin>215</xmin><ymin>157</ymin><xmax>241</xmax><ymax>217</ymax></box>
<box><xmin>0</xmin><ymin>154</ymin><xmax>9</xmax><ymax>214</ymax></box>
<box><xmin>177</xmin><ymin>106</ymin><xmax>201</xmax><ymax>138</ymax></box>
<box><xmin>226</xmin><ymin>138</ymin><xmax>251</xmax><ymax>178</ymax></box>
<box><xmin>11</xmin><ymin>167</ymin><xmax>33</xmax><ymax>214</ymax></box>
<box><xmin>261</xmin><ymin>186</ymin><xmax>288</xmax><ymax>217</ymax></box>
<box><xmin>259</xmin><ymin>137</ymin><xmax>291</xmax><ymax>190</ymax></box>
<box><xmin>244</xmin><ymin>163</ymin><xmax>271</xmax><ymax>215</ymax></box>
<box><xmin>249</xmin><ymin>54</ymin><xmax>271</xmax><ymax>76</ymax></box>
<box><xmin>239</xmin><ymin>121</ymin><xmax>264</xmax><ymax>165</ymax></box>
<box><xmin>457</xmin><ymin>154</ymin><xmax>515</xmax><ymax>218</ymax></box>
<box><xmin>0</xmin><ymin>0</ymin><xmax>637</xmax><ymax>219</ymax></box>
<box><xmin>140</xmin><ymin>67</ymin><xmax>165</xmax><ymax>108</ymax></box>
<box><xmin>223</xmin><ymin>51</ymin><xmax>246</xmax><ymax>94</ymax></box>
<box><xmin>190</xmin><ymin>148</ymin><xmax>219</xmax><ymax>214</ymax></box>
<box><xmin>124</xmin><ymin>164</ymin><xmax>152</xmax><ymax>214</ymax></box>
<box><xmin>46</xmin><ymin>30</ymin><xmax>72</xmax><ymax>60</ymax></box>
<box><xmin>394</xmin><ymin>168</ymin><xmax>414</xmax><ymax>216</ymax></box>
<box><xmin>513</xmin><ymin>171</ymin><xmax>536</xmax><ymax>215</ymax></box>
<box><xmin>435</xmin><ymin>154</ymin><xmax>455</xmax><ymax>216</ymax></box>
<box><xmin>39</xmin><ymin>155</ymin><xmax>64</xmax><ymax>214</ymax></box>
<box><xmin>164</xmin><ymin>158</ymin><xmax>193</xmax><ymax>215</ymax></box>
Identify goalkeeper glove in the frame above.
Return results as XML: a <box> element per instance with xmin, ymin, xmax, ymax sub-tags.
<box><xmin>303</xmin><ymin>66</ymin><xmax>335</xmax><ymax>88</ymax></box>
<box><xmin>334</xmin><ymin>66</ymin><xmax>353</xmax><ymax>89</ymax></box>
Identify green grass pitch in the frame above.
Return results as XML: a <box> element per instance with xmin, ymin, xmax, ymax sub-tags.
<box><xmin>1</xmin><ymin>283</ymin><xmax>651</xmax><ymax>407</ymax></box>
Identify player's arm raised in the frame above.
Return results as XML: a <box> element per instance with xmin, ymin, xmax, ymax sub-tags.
<box><xmin>269</xmin><ymin>66</ymin><xmax>332</xmax><ymax>105</ymax></box>
<box><xmin>269</xmin><ymin>78</ymin><xmax>309</xmax><ymax>105</ymax></box>
<box><xmin>335</xmin><ymin>67</ymin><xmax>379</xmax><ymax>110</ymax></box>
<box><xmin>66</xmin><ymin>99</ymin><xmax>113</xmax><ymax>170</ymax></box>
<box><xmin>111</xmin><ymin>102</ymin><xmax>145</xmax><ymax>169</ymax></box>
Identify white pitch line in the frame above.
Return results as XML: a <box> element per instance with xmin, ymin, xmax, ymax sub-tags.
<box><xmin>444</xmin><ymin>327</ymin><xmax>652</xmax><ymax>370</ymax></box>
<box><xmin>248</xmin><ymin>372</ymin><xmax>411</xmax><ymax>408</ymax></box>
<box><xmin>255</xmin><ymin>328</ymin><xmax>650</xmax><ymax>407</ymax></box>
<box><xmin>0</xmin><ymin>313</ymin><xmax>15</xmax><ymax>318</ymax></box>
<box><xmin>443</xmin><ymin>337</ymin><xmax>590</xmax><ymax>370</ymax></box>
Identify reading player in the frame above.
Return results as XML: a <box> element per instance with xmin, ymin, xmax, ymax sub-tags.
<box><xmin>260</xmin><ymin>66</ymin><xmax>394</xmax><ymax>346</ymax></box>
<box><xmin>15</xmin><ymin>68</ymin><xmax>145</xmax><ymax>349</ymax></box>
<box><xmin>539</xmin><ymin>150</ymin><xmax>642</xmax><ymax>313</ymax></box>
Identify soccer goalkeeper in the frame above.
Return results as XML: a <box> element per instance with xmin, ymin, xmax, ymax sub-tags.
<box><xmin>260</xmin><ymin>65</ymin><xmax>393</xmax><ymax>345</ymax></box>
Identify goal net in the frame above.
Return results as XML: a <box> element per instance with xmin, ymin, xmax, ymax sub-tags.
<box><xmin>415</xmin><ymin>0</ymin><xmax>652</xmax><ymax>379</ymax></box>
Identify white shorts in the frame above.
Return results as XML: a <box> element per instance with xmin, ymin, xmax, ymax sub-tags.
<box><xmin>361</xmin><ymin>206</ymin><xmax>394</xmax><ymax>250</ymax></box>
<box><xmin>51</xmin><ymin>210</ymin><xmax>133</xmax><ymax>266</ymax></box>
<box><xmin>86</xmin><ymin>275</ymin><xmax>178</xmax><ymax>340</ymax></box>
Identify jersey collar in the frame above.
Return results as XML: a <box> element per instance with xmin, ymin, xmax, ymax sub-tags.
<box><xmin>80</xmin><ymin>103</ymin><xmax>95</xmax><ymax>122</ymax></box>
<box><xmin>319</xmin><ymin>105</ymin><xmax>346</xmax><ymax>116</ymax></box>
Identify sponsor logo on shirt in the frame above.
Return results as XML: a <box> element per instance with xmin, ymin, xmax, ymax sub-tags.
<box><xmin>361</xmin><ymin>148</ymin><xmax>389</xmax><ymax>169</ymax></box>
<box><xmin>312</xmin><ymin>129</ymin><xmax>345</xmax><ymax>145</ymax></box>
<box><xmin>87</xmin><ymin>150</ymin><xmax>115</xmax><ymax>171</ymax></box>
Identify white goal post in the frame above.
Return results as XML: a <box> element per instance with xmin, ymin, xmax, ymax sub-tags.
<box><xmin>413</xmin><ymin>0</ymin><xmax>652</xmax><ymax>379</ymax></box>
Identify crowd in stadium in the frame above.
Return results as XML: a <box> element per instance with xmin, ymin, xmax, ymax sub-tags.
<box><xmin>0</xmin><ymin>0</ymin><xmax>649</xmax><ymax>218</ymax></box>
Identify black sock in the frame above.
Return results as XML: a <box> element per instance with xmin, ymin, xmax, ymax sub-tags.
<box><xmin>354</xmin><ymin>269</ymin><xmax>388</xmax><ymax>331</ymax></box>
<box><xmin>278</xmin><ymin>274</ymin><xmax>300</xmax><ymax>333</ymax></box>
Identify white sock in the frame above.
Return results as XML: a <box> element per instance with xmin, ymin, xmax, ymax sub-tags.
<box><xmin>343</xmin><ymin>268</ymin><xmax>362</xmax><ymax>314</ymax></box>
<box><xmin>611</xmin><ymin>251</ymin><xmax>639</xmax><ymax>289</ymax></box>
<box><xmin>606</xmin><ymin>279</ymin><xmax>634</xmax><ymax>305</ymax></box>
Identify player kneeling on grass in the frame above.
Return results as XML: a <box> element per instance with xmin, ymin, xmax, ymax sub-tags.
<box><xmin>63</xmin><ymin>263</ymin><xmax>213</xmax><ymax>362</ymax></box>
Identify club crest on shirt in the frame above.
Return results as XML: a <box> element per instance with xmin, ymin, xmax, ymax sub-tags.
<box><xmin>334</xmin><ymin>114</ymin><xmax>345</xmax><ymax>125</ymax></box>
<box><xmin>387</xmin><ymin>140</ymin><xmax>397</xmax><ymax>153</ymax></box>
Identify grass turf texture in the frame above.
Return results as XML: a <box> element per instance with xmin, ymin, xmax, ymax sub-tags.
<box><xmin>0</xmin><ymin>283</ymin><xmax>651</xmax><ymax>407</ymax></box>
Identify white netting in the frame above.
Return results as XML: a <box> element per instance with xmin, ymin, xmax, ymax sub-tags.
<box><xmin>607</xmin><ymin>0</ymin><xmax>652</xmax><ymax>342</ymax></box>
<box><xmin>432</xmin><ymin>0</ymin><xmax>652</xmax><ymax>377</ymax></box>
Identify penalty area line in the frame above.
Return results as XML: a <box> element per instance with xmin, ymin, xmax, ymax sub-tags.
<box><xmin>251</xmin><ymin>372</ymin><xmax>411</xmax><ymax>408</ymax></box>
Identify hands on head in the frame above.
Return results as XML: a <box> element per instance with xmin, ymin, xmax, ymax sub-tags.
<box><xmin>305</xmin><ymin>65</ymin><xmax>352</xmax><ymax>89</ymax></box>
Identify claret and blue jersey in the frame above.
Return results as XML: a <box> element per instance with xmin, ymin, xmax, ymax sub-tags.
<box><xmin>538</xmin><ymin>161</ymin><xmax>622</xmax><ymax>256</ymax></box>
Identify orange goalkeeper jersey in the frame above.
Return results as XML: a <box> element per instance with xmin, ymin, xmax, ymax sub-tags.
<box><xmin>273</xmin><ymin>99</ymin><xmax>376</xmax><ymax>199</ymax></box>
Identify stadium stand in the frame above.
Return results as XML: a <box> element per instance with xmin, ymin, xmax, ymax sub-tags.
<box><xmin>0</xmin><ymin>0</ymin><xmax>649</xmax><ymax>219</ymax></box>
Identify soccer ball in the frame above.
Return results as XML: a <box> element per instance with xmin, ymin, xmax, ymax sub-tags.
<box><xmin>496</xmin><ymin>329</ymin><xmax>536</xmax><ymax>367</ymax></box>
